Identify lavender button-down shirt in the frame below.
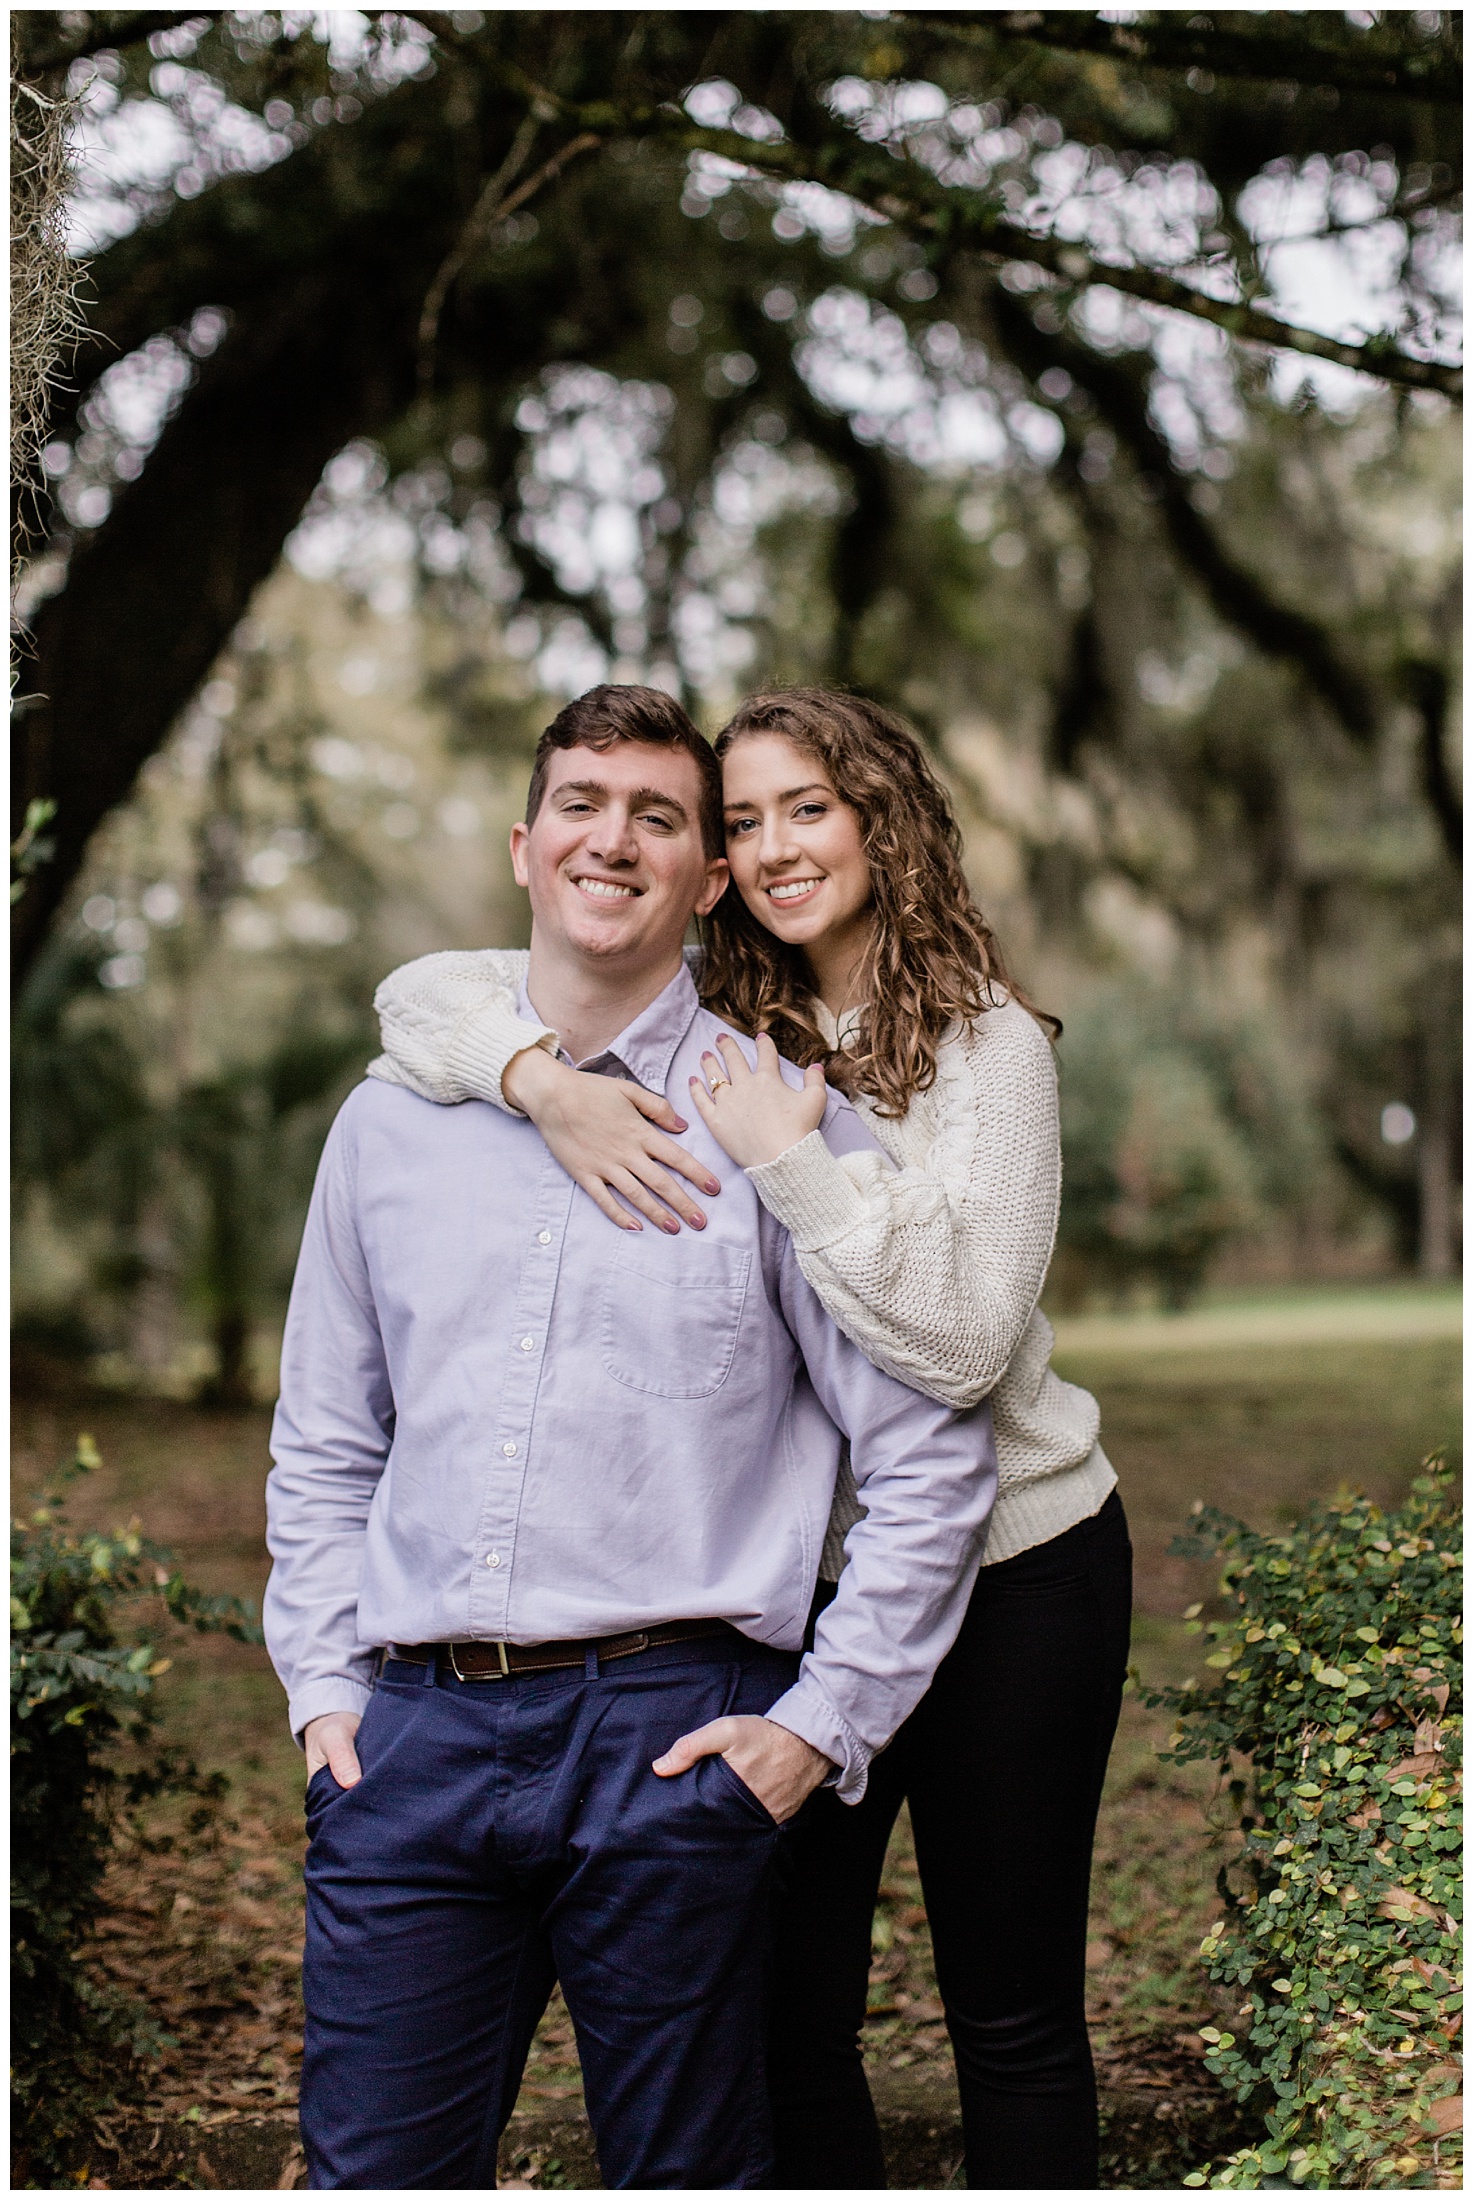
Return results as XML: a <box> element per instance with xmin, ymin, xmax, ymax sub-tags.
<box><xmin>264</xmin><ymin>963</ymin><xmax>996</xmax><ymax>1800</ymax></box>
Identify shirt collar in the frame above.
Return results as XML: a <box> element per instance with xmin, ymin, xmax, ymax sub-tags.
<box><xmin>517</xmin><ymin>961</ymin><xmax>702</xmax><ymax>1093</ymax></box>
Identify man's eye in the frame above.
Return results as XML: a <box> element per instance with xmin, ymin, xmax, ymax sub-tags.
<box><xmin>640</xmin><ymin>813</ymin><xmax>673</xmax><ymax>830</ymax></box>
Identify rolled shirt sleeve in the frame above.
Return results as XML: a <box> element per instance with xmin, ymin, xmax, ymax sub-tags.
<box><xmin>762</xmin><ymin>1237</ymin><xmax>997</xmax><ymax>1801</ymax></box>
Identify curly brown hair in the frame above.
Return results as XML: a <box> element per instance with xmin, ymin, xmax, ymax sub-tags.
<box><xmin>700</xmin><ymin>689</ymin><xmax>1058</xmax><ymax>1117</ymax></box>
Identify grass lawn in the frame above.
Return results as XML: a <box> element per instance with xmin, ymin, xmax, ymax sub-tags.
<box><xmin>11</xmin><ymin>1282</ymin><xmax>1459</xmax><ymax>2189</ymax></box>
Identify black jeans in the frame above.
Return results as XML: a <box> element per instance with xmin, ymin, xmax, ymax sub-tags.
<box><xmin>768</xmin><ymin>1490</ymin><xmax>1133</xmax><ymax>2190</ymax></box>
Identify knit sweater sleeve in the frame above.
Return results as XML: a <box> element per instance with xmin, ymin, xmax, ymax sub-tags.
<box><xmin>367</xmin><ymin>949</ymin><xmax>543</xmax><ymax>1112</ymax></box>
<box><xmin>744</xmin><ymin>1000</ymin><xmax>1061</xmax><ymax>1411</ymax></box>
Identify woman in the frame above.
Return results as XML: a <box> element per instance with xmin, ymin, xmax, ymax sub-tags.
<box><xmin>371</xmin><ymin>688</ymin><xmax>1132</xmax><ymax>2189</ymax></box>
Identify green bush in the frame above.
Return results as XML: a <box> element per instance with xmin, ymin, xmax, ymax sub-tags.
<box><xmin>1056</xmin><ymin>982</ymin><xmax>1326</xmax><ymax>1308</ymax></box>
<box><xmin>1145</xmin><ymin>1459</ymin><xmax>1461</xmax><ymax>2189</ymax></box>
<box><xmin>10</xmin><ymin>1435</ymin><xmax>260</xmax><ymax>2187</ymax></box>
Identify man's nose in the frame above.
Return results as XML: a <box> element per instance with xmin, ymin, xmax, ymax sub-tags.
<box><xmin>588</xmin><ymin>804</ymin><xmax>640</xmax><ymax>863</ymax></box>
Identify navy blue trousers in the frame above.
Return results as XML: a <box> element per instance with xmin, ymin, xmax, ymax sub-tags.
<box><xmin>300</xmin><ymin>1634</ymin><xmax>797</xmax><ymax>2190</ymax></box>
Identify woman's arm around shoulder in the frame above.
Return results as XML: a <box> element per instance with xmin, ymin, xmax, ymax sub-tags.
<box><xmin>745</xmin><ymin>998</ymin><xmax>1061</xmax><ymax>1410</ymax></box>
<box><xmin>371</xmin><ymin>947</ymin><xmax>721</xmax><ymax>1234</ymax></box>
<box><xmin>369</xmin><ymin>948</ymin><xmax>543</xmax><ymax>1111</ymax></box>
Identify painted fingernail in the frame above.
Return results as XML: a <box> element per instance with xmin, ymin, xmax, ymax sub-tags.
<box><xmin>663</xmin><ymin>1219</ymin><xmax>680</xmax><ymax>1234</ymax></box>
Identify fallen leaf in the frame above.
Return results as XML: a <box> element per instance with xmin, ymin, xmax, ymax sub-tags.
<box><xmin>1379</xmin><ymin>1888</ymin><xmax>1441</xmax><ymax>1922</ymax></box>
<box><xmin>1428</xmin><ymin>2097</ymin><xmax>1462</xmax><ymax>2137</ymax></box>
<box><xmin>275</xmin><ymin>2145</ymin><xmax>305</xmax><ymax>2191</ymax></box>
<box><xmin>1386</xmin><ymin>1754</ymin><xmax>1441</xmax><ymax>1784</ymax></box>
<box><xmin>1086</xmin><ymin>1939</ymin><xmax>1111</xmax><ymax>1970</ymax></box>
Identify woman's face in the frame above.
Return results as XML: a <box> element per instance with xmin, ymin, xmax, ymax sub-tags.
<box><xmin>720</xmin><ymin>733</ymin><xmax>874</xmax><ymax>952</ymax></box>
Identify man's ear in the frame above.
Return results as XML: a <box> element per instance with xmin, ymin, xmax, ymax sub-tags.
<box><xmin>693</xmin><ymin>857</ymin><xmax>729</xmax><ymax>919</ymax></box>
<box><xmin>509</xmin><ymin>820</ymin><xmax>530</xmax><ymax>888</ymax></box>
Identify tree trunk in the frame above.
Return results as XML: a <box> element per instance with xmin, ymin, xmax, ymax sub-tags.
<box><xmin>207</xmin><ymin>1307</ymin><xmax>255</xmax><ymax>1411</ymax></box>
<box><xmin>1417</xmin><ymin>1066</ymin><xmax>1457</xmax><ymax>1279</ymax></box>
<box><xmin>12</xmin><ymin>269</ymin><xmax>422</xmax><ymax>978</ymax></box>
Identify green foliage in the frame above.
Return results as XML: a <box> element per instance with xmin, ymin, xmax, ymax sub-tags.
<box><xmin>1143</xmin><ymin>1461</ymin><xmax>1462</xmax><ymax>2188</ymax></box>
<box><xmin>10</xmin><ymin>796</ymin><xmax>56</xmax><ymax>903</ymax></box>
<box><xmin>1056</xmin><ymin>983</ymin><xmax>1325</xmax><ymax>1307</ymax></box>
<box><xmin>13</xmin><ymin>928</ymin><xmax>370</xmax><ymax>1397</ymax></box>
<box><xmin>10</xmin><ymin>1435</ymin><xmax>261</xmax><ymax>2186</ymax></box>
<box><xmin>12</xmin><ymin>939</ymin><xmax>151</xmax><ymax>1198</ymax></box>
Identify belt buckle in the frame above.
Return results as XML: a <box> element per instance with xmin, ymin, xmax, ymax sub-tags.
<box><xmin>449</xmin><ymin>1641</ymin><xmax>512</xmax><ymax>1682</ymax></box>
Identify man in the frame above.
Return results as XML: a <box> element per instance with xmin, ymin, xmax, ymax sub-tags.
<box><xmin>265</xmin><ymin>684</ymin><xmax>996</xmax><ymax>2190</ymax></box>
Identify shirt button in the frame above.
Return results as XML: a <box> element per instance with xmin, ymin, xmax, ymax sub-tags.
<box><xmin>536</xmin><ymin>1230</ymin><xmax>552</xmax><ymax>1246</ymax></box>
<box><xmin>519</xmin><ymin>1336</ymin><xmax>535</xmax><ymax>1352</ymax></box>
<box><xmin>486</xmin><ymin>1551</ymin><xmax>502</xmax><ymax>1569</ymax></box>
<box><xmin>502</xmin><ymin>1441</ymin><xmax>517</xmax><ymax>1458</ymax></box>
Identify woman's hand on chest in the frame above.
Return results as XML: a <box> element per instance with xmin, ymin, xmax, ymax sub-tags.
<box><xmin>689</xmin><ymin>1031</ymin><xmax>828</xmax><ymax>1170</ymax></box>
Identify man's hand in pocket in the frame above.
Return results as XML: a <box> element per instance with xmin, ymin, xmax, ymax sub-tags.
<box><xmin>652</xmin><ymin>1715</ymin><xmax>833</xmax><ymax>1822</ymax></box>
<box><xmin>303</xmin><ymin>1712</ymin><xmax>363</xmax><ymax>1786</ymax></box>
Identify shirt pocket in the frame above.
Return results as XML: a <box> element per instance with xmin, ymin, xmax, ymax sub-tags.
<box><xmin>599</xmin><ymin>1244</ymin><xmax>751</xmax><ymax>1399</ymax></box>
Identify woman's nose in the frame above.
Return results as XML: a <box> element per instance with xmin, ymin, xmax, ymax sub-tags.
<box><xmin>758</xmin><ymin>817</ymin><xmax>797</xmax><ymax>868</ymax></box>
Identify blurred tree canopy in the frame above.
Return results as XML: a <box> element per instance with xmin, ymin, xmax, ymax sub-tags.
<box><xmin>12</xmin><ymin>7</ymin><xmax>1460</xmax><ymax>955</ymax></box>
<box><xmin>8</xmin><ymin>8</ymin><xmax>1462</xmax><ymax>1375</ymax></box>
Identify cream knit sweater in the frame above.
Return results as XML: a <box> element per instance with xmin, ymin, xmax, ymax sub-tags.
<box><xmin>369</xmin><ymin>950</ymin><xmax>1114</xmax><ymax>1569</ymax></box>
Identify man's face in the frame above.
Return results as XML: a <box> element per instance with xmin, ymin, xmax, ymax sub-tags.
<box><xmin>511</xmin><ymin>742</ymin><xmax>729</xmax><ymax>973</ymax></box>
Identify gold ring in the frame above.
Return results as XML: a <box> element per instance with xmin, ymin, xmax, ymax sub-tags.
<box><xmin>707</xmin><ymin>1072</ymin><xmax>731</xmax><ymax>1091</ymax></box>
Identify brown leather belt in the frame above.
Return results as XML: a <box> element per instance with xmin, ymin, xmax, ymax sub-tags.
<box><xmin>387</xmin><ymin>1619</ymin><xmax>738</xmax><ymax>1683</ymax></box>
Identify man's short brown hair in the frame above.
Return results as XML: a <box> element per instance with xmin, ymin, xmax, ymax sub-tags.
<box><xmin>525</xmin><ymin>686</ymin><xmax>724</xmax><ymax>858</ymax></box>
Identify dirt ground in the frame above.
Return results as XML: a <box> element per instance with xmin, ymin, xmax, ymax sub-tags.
<box><xmin>11</xmin><ymin>1307</ymin><xmax>1459</xmax><ymax>2189</ymax></box>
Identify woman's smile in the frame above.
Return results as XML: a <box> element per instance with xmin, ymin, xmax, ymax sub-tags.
<box><xmin>766</xmin><ymin>875</ymin><xmax>824</xmax><ymax>906</ymax></box>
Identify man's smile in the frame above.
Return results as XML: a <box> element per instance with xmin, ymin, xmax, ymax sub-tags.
<box><xmin>572</xmin><ymin>875</ymin><xmax>643</xmax><ymax>901</ymax></box>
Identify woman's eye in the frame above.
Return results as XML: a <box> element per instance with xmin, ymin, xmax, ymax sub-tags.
<box><xmin>795</xmin><ymin>803</ymin><xmax>828</xmax><ymax>820</ymax></box>
<box><xmin>727</xmin><ymin>817</ymin><xmax>757</xmax><ymax>836</ymax></box>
